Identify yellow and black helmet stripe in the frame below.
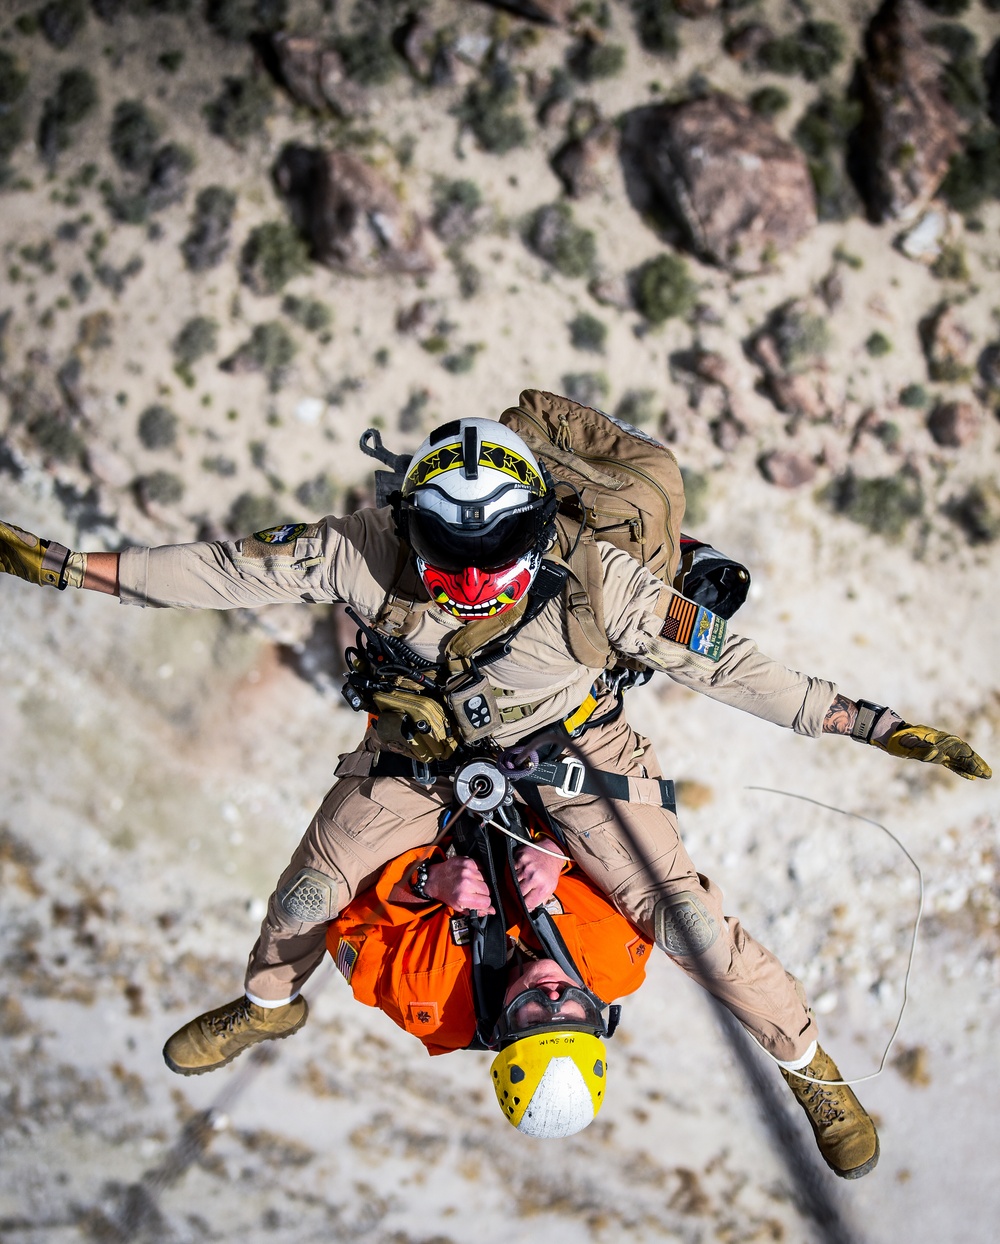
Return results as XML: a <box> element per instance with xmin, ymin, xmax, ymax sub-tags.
<box><xmin>404</xmin><ymin>440</ymin><xmax>544</xmax><ymax>496</ymax></box>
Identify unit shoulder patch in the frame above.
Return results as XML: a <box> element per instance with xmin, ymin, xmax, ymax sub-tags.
<box><xmin>660</xmin><ymin>594</ymin><xmax>726</xmax><ymax>662</ymax></box>
<box><xmin>253</xmin><ymin>522</ymin><xmax>307</xmax><ymax>545</ymax></box>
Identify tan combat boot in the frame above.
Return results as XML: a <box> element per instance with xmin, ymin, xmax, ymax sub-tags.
<box><xmin>163</xmin><ymin>995</ymin><xmax>308</xmax><ymax>1076</ymax></box>
<box><xmin>781</xmin><ymin>1045</ymin><xmax>880</xmax><ymax>1179</ymax></box>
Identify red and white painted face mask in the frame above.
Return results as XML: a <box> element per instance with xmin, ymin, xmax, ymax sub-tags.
<box><xmin>417</xmin><ymin>551</ymin><xmax>540</xmax><ymax>619</ymax></box>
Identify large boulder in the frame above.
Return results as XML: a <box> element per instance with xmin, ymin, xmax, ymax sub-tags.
<box><xmin>625</xmin><ymin>93</ymin><xmax>816</xmax><ymax>274</ymax></box>
<box><xmin>274</xmin><ymin>146</ymin><xmax>435</xmax><ymax>277</ymax></box>
<box><xmin>854</xmin><ymin>0</ymin><xmax>962</xmax><ymax>223</ymax></box>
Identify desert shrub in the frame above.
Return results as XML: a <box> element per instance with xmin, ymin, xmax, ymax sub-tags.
<box><xmin>899</xmin><ymin>382</ymin><xmax>929</xmax><ymax>408</ymax></box>
<box><xmin>825</xmin><ymin>470</ymin><xmax>923</xmax><ymax>539</ymax></box>
<box><xmin>432</xmin><ymin>178</ymin><xmax>484</xmax><ymax>242</ymax></box>
<box><xmin>26</xmin><ymin>410</ymin><xmax>85</xmax><ymax>462</ymax></box>
<box><xmin>939</xmin><ymin>127</ymin><xmax>1000</xmax><ymax>213</ymax></box>
<box><xmin>457</xmin><ymin>61</ymin><xmax>528</xmax><ymax>155</ymax></box>
<box><xmin>0</xmin><ymin>52</ymin><xmax>28</xmax><ymax>110</ymax></box>
<box><xmin>40</xmin><ymin>0</ymin><xmax>87</xmax><ymax>49</ymax></box>
<box><xmin>228</xmin><ymin>491</ymin><xmax>283</xmax><ymax>533</ymax></box>
<box><xmin>138</xmin><ymin>471</ymin><xmax>184</xmax><ymax>506</ymax></box>
<box><xmin>37</xmin><ymin>68</ymin><xmax>98</xmax><ymax>164</ymax></box>
<box><xmin>615</xmin><ymin>388</ymin><xmax>657</xmax><ymax>426</ymax></box>
<box><xmin>569</xmin><ymin>312</ymin><xmax>607</xmax><ymax>353</ymax></box>
<box><xmin>240</xmin><ymin>221</ymin><xmax>310</xmax><ymax>295</ymax></box>
<box><xmin>110</xmin><ymin>100</ymin><xmax>160</xmax><ymax>174</ymax></box>
<box><xmin>182</xmin><ymin>186</ymin><xmax>236</xmax><ymax>271</ymax></box>
<box><xmin>917</xmin><ymin>0</ymin><xmax>969</xmax><ymax>13</ymax></box>
<box><xmin>137</xmin><ymin>404</ymin><xmax>179</xmax><ymax>450</ymax></box>
<box><xmin>223</xmin><ymin>321</ymin><xmax>297</xmax><ymax>390</ymax></box>
<box><xmin>527</xmin><ymin>203</ymin><xmax>597</xmax><ymax>279</ymax></box>
<box><xmin>749</xmin><ymin>86</ymin><xmax>790</xmax><ymax>118</ymax></box>
<box><xmin>941</xmin><ymin>55</ymin><xmax>987</xmax><ymax>122</ymax></box>
<box><xmin>70</xmin><ymin>272</ymin><xmax>91</xmax><ymax>302</ymax></box>
<box><xmin>680</xmin><ymin>467</ymin><xmax>709</xmax><ymax>526</ymax></box>
<box><xmin>561</xmin><ymin>371</ymin><xmax>609</xmax><ymax>407</ymax></box>
<box><xmin>629</xmin><ymin>0</ymin><xmax>680</xmax><ymax>57</ymax></box>
<box><xmin>442</xmin><ymin>343</ymin><xmax>482</xmax><ymax>374</ymax></box>
<box><xmin>158</xmin><ymin>49</ymin><xmax>185</xmax><ymax>72</ymax></box>
<box><xmin>633</xmin><ymin>253</ymin><xmax>695</xmax><ymax>325</ymax></box>
<box><xmin>923</xmin><ymin>23</ymin><xmax>977</xmax><ymax>58</ymax></box>
<box><xmin>282</xmin><ymin>295</ymin><xmax>332</xmax><ymax>335</ymax></box>
<box><xmin>946</xmin><ymin>480</ymin><xmax>1000</xmax><ymax>544</ymax></box>
<box><xmin>205</xmin><ymin>0</ymin><xmax>288</xmax><ymax>41</ymax></box>
<box><xmin>202</xmin><ymin>454</ymin><xmax>237</xmax><ymax>476</ymax></box>
<box><xmin>0</xmin><ymin>57</ymin><xmax>27</xmax><ymax>170</ymax></box>
<box><xmin>337</xmin><ymin>22</ymin><xmax>400</xmax><ymax>86</ymax></box>
<box><xmin>793</xmin><ymin>93</ymin><xmax>863</xmax><ymax>221</ymax></box>
<box><xmin>173</xmin><ymin>316</ymin><xmax>219</xmax><ymax>381</ymax></box>
<box><xmin>567</xmin><ymin>37</ymin><xmax>627</xmax><ymax>82</ymax></box>
<box><xmin>767</xmin><ymin>301</ymin><xmax>831</xmax><ymax>371</ymax></box>
<box><xmin>295</xmin><ymin>472</ymin><xmax>337</xmax><ymax>513</ymax></box>
<box><xmin>103</xmin><ymin>142</ymin><xmax>194</xmax><ymax>224</ymax></box>
<box><xmin>931</xmin><ymin>241</ymin><xmax>970</xmax><ymax>281</ymax></box>
<box><xmin>758</xmin><ymin>21</ymin><xmax>845</xmax><ymax>82</ymax></box>
<box><xmin>865</xmin><ymin>331</ymin><xmax>892</xmax><ymax>357</ymax></box>
<box><xmin>206</xmin><ymin>75</ymin><xmax>274</xmax><ymax>150</ymax></box>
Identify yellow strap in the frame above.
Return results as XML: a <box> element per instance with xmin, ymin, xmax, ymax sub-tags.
<box><xmin>563</xmin><ymin>691</ymin><xmax>599</xmax><ymax>734</ymax></box>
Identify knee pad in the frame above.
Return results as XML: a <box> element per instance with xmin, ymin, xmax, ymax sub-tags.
<box><xmin>654</xmin><ymin>891</ymin><xmax>720</xmax><ymax>956</ymax></box>
<box><xmin>278</xmin><ymin>867</ymin><xmax>340</xmax><ymax>923</ymax></box>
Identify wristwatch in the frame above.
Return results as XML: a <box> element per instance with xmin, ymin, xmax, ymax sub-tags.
<box><xmin>409</xmin><ymin>859</ymin><xmax>432</xmax><ymax>902</ymax></box>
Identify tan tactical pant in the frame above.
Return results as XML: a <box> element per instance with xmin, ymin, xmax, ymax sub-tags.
<box><xmin>245</xmin><ymin>714</ymin><xmax>817</xmax><ymax>1063</ymax></box>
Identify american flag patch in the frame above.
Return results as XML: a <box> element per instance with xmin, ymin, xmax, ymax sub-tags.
<box><xmin>661</xmin><ymin>594</ymin><xmax>698</xmax><ymax>645</ymax></box>
<box><xmin>661</xmin><ymin>596</ymin><xmax>727</xmax><ymax>661</ymax></box>
<box><xmin>335</xmin><ymin>937</ymin><xmax>359</xmax><ymax>983</ymax></box>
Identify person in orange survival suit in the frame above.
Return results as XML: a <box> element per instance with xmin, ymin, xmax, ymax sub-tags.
<box><xmin>326</xmin><ymin>817</ymin><xmax>652</xmax><ymax>1139</ymax></box>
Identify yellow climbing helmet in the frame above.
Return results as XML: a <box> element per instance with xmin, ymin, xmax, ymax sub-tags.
<box><xmin>490</xmin><ymin>1029</ymin><xmax>608</xmax><ymax>1139</ymax></box>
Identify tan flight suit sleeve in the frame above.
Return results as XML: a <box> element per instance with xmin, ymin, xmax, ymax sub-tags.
<box><xmin>598</xmin><ymin>546</ymin><xmax>836</xmax><ymax>737</ymax></box>
<box><xmin>116</xmin><ymin>510</ymin><xmax>395</xmax><ymax>616</ymax></box>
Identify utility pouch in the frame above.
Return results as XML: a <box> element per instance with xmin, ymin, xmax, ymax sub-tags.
<box><xmin>444</xmin><ymin>669</ymin><xmax>501</xmax><ymax>745</ymax></box>
<box><xmin>370</xmin><ymin>687</ymin><xmax>457</xmax><ymax>763</ymax></box>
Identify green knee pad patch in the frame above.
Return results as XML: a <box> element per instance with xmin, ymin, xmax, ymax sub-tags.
<box><xmin>654</xmin><ymin>892</ymin><xmax>720</xmax><ymax>956</ymax></box>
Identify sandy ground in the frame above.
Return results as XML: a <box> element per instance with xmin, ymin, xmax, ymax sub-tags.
<box><xmin>2</xmin><ymin>1</ymin><xmax>1000</xmax><ymax>1241</ymax></box>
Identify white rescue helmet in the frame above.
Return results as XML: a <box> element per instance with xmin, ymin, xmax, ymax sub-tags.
<box><xmin>396</xmin><ymin>418</ymin><xmax>557</xmax><ymax>618</ymax></box>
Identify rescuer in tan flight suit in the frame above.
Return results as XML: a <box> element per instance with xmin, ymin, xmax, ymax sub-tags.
<box><xmin>1</xmin><ymin>411</ymin><xmax>990</xmax><ymax>1179</ymax></box>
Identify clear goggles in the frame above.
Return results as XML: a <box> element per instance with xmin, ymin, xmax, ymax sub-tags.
<box><xmin>496</xmin><ymin>981</ymin><xmax>610</xmax><ymax>1044</ymax></box>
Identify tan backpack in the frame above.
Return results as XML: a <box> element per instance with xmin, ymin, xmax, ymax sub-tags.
<box><xmin>500</xmin><ymin>389</ymin><xmax>686</xmax><ymax>669</ymax></box>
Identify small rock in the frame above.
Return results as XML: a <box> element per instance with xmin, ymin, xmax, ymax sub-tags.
<box><xmin>818</xmin><ymin>268</ymin><xmax>844</xmax><ymax>311</ymax></box>
<box><xmin>396</xmin><ymin>299</ymin><xmax>436</xmax><ymax>334</ymax></box>
<box><xmin>723</xmin><ymin>22</ymin><xmax>773</xmax><ymax>64</ymax></box>
<box><xmin>896</xmin><ymin>207</ymin><xmax>953</xmax><ymax>264</ymax></box>
<box><xmin>892</xmin><ymin>1044</ymin><xmax>931</xmax><ymax>1087</ymax></box>
<box><xmin>711</xmin><ymin>409</ymin><xmax>746</xmax><ymax>452</ymax></box>
<box><xmin>627</xmin><ymin>93</ymin><xmax>817</xmax><ymax>274</ymax></box>
<box><xmin>275</xmin><ymin>146</ymin><xmax>435</xmax><ymax>277</ymax></box>
<box><xmin>587</xmin><ymin>272</ymin><xmax>633</xmax><ymax>311</ymax></box>
<box><xmin>855</xmin><ymin>0</ymin><xmax>962</xmax><ymax>223</ymax></box>
<box><xmin>677</xmin><ymin>349</ymin><xmax>734</xmax><ymax>388</ymax></box>
<box><xmin>977</xmin><ymin>343</ymin><xmax>1000</xmax><ymax>391</ymax></box>
<box><xmin>476</xmin><ymin>0</ymin><xmax>572</xmax><ymax>23</ymax></box>
<box><xmin>927</xmin><ymin>399</ymin><xmax>980</xmax><ymax>448</ymax></box>
<box><xmin>765</xmin><ymin>373</ymin><xmax>829</xmax><ymax>422</ymax></box>
<box><xmin>921</xmin><ymin>304</ymin><xmax>974</xmax><ymax>382</ymax></box>
<box><xmin>552</xmin><ymin>120</ymin><xmax>619</xmax><ymax>199</ymax></box>
<box><xmin>758</xmin><ymin>449</ymin><xmax>817</xmax><ymax>488</ymax></box>
<box><xmin>396</xmin><ymin>14</ymin><xmax>438</xmax><ymax>81</ymax></box>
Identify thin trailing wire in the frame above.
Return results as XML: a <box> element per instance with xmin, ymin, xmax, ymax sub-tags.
<box><xmin>745</xmin><ymin>786</ymin><xmax>924</xmax><ymax>1088</ymax></box>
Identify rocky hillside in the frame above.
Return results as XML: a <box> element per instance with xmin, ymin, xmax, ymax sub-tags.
<box><xmin>1</xmin><ymin>2</ymin><xmax>999</xmax><ymax>1243</ymax></box>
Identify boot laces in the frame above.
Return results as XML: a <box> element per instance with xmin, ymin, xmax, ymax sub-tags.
<box><xmin>206</xmin><ymin>997</ymin><xmax>253</xmax><ymax>1034</ymax></box>
<box><xmin>801</xmin><ymin>1081</ymin><xmax>847</xmax><ymax>1128</ymax></box>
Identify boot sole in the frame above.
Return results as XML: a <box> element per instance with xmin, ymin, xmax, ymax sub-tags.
<box><xmin>162</xmin><ymin>1010</ymin><xmax>308</xmax><ymax>1077</ymax></box>
<box><xmin>831</xmin><ymin>1134</ymin><xmax>880</xmax><ymax>1181</ymax></box>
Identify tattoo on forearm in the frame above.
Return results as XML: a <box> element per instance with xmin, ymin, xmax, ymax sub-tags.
<box><xmin>823</xmin><ymin>694</ymin><xmax>858</xmax><ymax>735</ymax></box>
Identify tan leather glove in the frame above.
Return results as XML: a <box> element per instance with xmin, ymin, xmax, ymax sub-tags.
<box><xmin>874</xmin><ymin>724</ymin><xmax>992</xmax><ymax>781</ymax></box>
<box><xmin>0</xmin><ymin>520</ymin><xmax>72</xmax><ymax>588</ymax></box>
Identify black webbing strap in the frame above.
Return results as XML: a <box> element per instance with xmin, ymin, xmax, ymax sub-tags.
<box><xmin>449</xmin><ymin>814</ymin><xmax>510</xmax><ymax>1044</ymax></box>
<box><xmin>503</xmin><ymin>831</ymin><xmax>584</xmax><ymax>987</ymax></box>
<box><xmin>517</xmin><ymin>761</ymin><xmax>677</xmax><ymax>812</ymax></box>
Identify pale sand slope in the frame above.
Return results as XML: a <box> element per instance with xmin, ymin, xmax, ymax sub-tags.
<box><xmin>1</xmin><ymin>0</ymin><xmax>999</xmax><ymax>1240</ymax></box>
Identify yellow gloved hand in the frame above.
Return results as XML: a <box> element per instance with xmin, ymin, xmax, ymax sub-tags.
<box><xmin>874</xmin><ymin>723</ymin><xmax>992</xmax><ymax>781</ymax></box>
<box><xmin>0</xmin><ymin>520</ymin><xmax>71</xmax><ymax>589</ymax></box>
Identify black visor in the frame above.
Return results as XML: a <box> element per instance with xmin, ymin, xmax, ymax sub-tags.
<box><xmin>404</xmin><ymin>494</ymin><xmax>556</xmax><ymax>572</ymax></box>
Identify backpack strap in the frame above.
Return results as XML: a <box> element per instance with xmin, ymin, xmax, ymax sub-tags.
<box><xmin>373</xmin><ymin>541</ymin><xmax>431</xmax><ymax>637</ymax></box>
<box><xmin>550</xmin><ymin>517</ymin><xmax>612</xmax><ymax>670</ymax></box>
